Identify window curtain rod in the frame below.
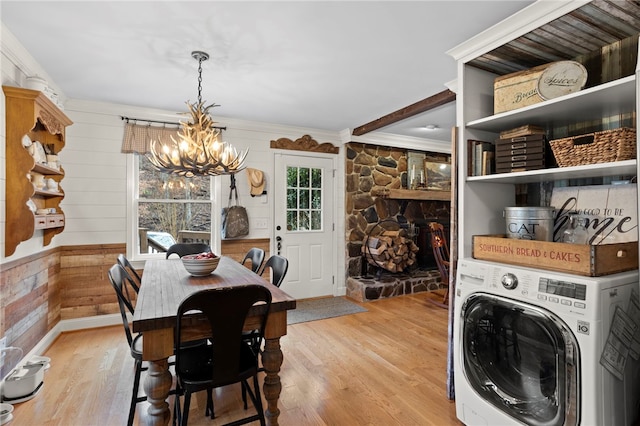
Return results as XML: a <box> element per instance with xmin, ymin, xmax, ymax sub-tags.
<box><xmin>120</xmin><ymin>115</ymin><xmax>226</xmax><ymax>131</ymax></box>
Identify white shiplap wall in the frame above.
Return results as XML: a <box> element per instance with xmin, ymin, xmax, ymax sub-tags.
<box><xmin>60</xmin><ymin>99</ymin><xmax>344</xmax><ymax>248</ymax></box>
<box><xmin>1</xmin><ymin>21</ymin><xmax>449</xmax><ymax>295</ymax></box>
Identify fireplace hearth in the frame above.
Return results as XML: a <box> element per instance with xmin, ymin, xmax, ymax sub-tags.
<box><xmin>347</xmin><ymin>268</ymin><xmax>443</xmax><ymax>302</ymax></box>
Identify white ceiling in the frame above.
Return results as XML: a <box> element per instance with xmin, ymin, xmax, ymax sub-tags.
<box><xmin>1</xmin><ymin>1</ymin><xmax>534</xmax><ymax>144</ymax></box>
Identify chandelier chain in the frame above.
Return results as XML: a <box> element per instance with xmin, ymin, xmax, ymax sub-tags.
<box><xmin>197</xmin><ymin>56</ymin><xmax>203</xmax><ymax>105</ymax></box>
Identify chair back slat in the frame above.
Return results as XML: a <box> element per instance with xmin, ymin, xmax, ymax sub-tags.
<box><xmin>166</xmin><ymin>243</ymin><xmax>211</xmax><ymax>259</ymax></box>
<box><xmin>260</xmin><ymin>255</ymin><xmax>289</xmax><ymax>287</ymax></box>
<box><xmin>117</xmin><ymin>254</ymin><xmax>141</xmax><ymax>293</ymax></box>
<box><xmin>108</xmin><ymin>264</ymin><xmax>137</xmax><ymax>348</ymax></box>
<box><xmin>242</xmin><ymin>247</ymin><xmax>265</xmax><ymax>273</ymax></box>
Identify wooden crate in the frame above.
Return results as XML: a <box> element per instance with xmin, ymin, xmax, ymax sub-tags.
<box><xmin>494</xmin><ymin>61</ymin><xmax>587</xmax><ymax>114</ymax></box>
<box><xmin>494</xmin><ymin>64</ymin><xmax>548</xmax><ymax>113</ymax></box>
<box><xmin>472</xmin><ymin>235</ymin><xmax>638</xmax><ymax>276</ymax></box>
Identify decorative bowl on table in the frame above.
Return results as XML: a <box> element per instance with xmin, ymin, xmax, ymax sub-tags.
<box><xmin>181</xmin><ymin>252</ymin><xmax>220</xmax><ymax>276</ymax></box>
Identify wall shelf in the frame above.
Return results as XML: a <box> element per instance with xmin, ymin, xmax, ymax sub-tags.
<box><xmin>381</xmin><ymin>188</ymin><xmax>451</xmax><ymax>201</ymax></box>
<box><xmin>4</xmin><ymin>86</ymin><xmax>72</xmax><ymax>256</ymax></box>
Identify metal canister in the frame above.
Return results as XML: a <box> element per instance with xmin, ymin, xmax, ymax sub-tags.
<box><xmin>504</xmin><ymin>206</ymin><xmax>555</xmax><ymax>241</ymax></box>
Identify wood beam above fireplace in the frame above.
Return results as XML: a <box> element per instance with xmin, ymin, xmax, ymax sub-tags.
<box><xmin>352</xmin><ymin>89</ymin><xmax>456</xmax><ymax>136</ymax></box>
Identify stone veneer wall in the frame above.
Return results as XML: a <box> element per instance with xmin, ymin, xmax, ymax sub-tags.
<box><xmin>344</xmin><ymin>142</ymin><xmax>451</xmax><ymax>300</ymax></box>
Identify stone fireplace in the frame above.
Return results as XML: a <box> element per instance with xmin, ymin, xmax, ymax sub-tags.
<box><xmin>344</xmin><ymin>142</ymin><xmax>451</xmax><ymax>302</ymax></box>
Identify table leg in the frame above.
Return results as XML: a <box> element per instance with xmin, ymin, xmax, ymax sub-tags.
<box><xmin>143</xmin><ymin>358</ymin><xmax>172</xmax><ymax>426</ymax></box>
<box><xmin>262</xmin><ymin>337</ymin><xmax>283</xmax><ymax>426</ymax></box>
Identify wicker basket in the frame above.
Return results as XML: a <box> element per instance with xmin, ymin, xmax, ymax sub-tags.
<box><xmin>549</xmin><ymin>127</ymin><xmax>636</xmax><ymax>167</ymax></box>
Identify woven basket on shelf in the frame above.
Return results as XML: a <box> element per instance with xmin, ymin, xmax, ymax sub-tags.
<box><xmin>549</xmin><ymin>127</ymin><xmax>636</xmax><ymax>167</ymax></box>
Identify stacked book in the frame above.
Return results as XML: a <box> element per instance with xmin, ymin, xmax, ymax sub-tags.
<box><xmin>468</xmin><ymin>140</ymin><xmax>495</xmax><ymax>176</ymax></box>
<box><xmin>495</xmin><ymin>125</ymin><xmax>548</xmax><ymax>174</ymax></box>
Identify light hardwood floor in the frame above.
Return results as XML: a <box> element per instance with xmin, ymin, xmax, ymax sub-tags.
<box><xmin>11</xmin><ymin>293</ymin><xmax>460</xmax><ymax>425</ymax></box>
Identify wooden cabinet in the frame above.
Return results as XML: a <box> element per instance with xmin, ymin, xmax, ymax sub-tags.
<box><xmin>448</xmin><ymin>1</ymin><xmax>640</xmax><ymax>262</ymax></box>
<box><xmin>4</xmin><ymin>86</ymin><xmax>72</xmax><ymax>256</ymax></box>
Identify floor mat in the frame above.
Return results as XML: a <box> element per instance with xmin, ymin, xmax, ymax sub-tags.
<box><xmin>287</xmin><ymin>297</ymin><xmax>367</xmax><ymax>325</ymax></box>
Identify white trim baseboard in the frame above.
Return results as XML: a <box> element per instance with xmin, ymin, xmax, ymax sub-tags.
<box><xmin>2</xmin><ymin>314</ymin><xmax>122</xmax><ymax>383</ymax></box>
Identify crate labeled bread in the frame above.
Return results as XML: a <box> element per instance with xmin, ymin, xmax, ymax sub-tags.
<box><xmin>494</xmin><ymin>61</ymin><xmax>587</xmax><ymax>114</ymax></box>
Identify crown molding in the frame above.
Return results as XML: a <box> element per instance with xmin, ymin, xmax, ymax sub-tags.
<box><xmin>340</xmin><ymin>128</ymin><xmax>451</xmax><ymax>154</ymax></box>
<box><xmin>1</xmin><ymin>24</ymin><xmax>66</xmax><ymax>100</ymax></box>
<box><xmin>447</xmin><ymin>0</ymin><xmax>589</xmax><ymax>63</ymax></box>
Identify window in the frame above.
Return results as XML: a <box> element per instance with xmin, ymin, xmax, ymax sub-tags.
<box><xmin>286</xmin><ymin>166</ymin><xmax>322</xmax><ymax>231</ymax></box>
<box><xmin>133</xmin><ymin>155</ymin><xmax>212</xmax><ymax>256</ymax></box>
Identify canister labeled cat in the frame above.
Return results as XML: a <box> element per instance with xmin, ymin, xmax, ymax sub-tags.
<box><xmin>504</xmin><ymin>206</ymin><xmax>555</xmax><ymax>241</ymax></box>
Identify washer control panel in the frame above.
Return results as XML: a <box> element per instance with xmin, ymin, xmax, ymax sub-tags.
<box><xmin>537</xmin><ymin>278</ymin><xmax>587</xmax><ymax>308</ymax></box>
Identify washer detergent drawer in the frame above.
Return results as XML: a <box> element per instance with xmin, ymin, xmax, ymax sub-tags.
<box><xmin>460</xmin><ymin>293</ymin><xmax>579</xmax><ymax>426</ymax></box>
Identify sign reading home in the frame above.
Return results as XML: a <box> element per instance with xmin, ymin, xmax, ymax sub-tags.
<box><xmin>550</xmin><ymin>184</ymin><xmax>638</xmax><ymax>245</ymax></box>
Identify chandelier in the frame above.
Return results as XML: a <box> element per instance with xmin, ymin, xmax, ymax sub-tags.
<box><xmin>147</xmin><ymin>51</ymin><xmax>248</xmax><ymax>177</ymax></box>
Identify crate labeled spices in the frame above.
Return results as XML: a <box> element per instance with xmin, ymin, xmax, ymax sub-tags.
<box><xmin>472</xmin><ymin>235</ymin><xmax>638</xmax><ymax>276</ymax></box>
<box><xmin>549</xmin><ymin>128</ymin><xmax>636</xmax><ymax>167</ymax></box>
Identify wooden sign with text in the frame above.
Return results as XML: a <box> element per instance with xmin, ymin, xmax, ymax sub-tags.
<box><xmin>550</xmin><ymin>184</ymin><xmax>638</xmax><ymax>245</ymax></box>
<box><xmin>473</xmin><ymin>235</ymin><xmax>638</xmax><ymax>276</ymax></box>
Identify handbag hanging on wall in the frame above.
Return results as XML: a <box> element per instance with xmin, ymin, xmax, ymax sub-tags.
<box><xmin>221</xmin><ymin>174</ymin><xmax>250</xmax><ymax>239</ymax></box>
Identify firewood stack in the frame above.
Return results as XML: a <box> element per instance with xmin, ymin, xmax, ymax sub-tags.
<box><xmin>362</xmin><ymin>230</ymin><xmax>419</xmax><ymax>273</ymax></box>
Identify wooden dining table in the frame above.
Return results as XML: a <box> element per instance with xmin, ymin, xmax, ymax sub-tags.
<box><xmin>132</xmin><ymin>256</ymin><xmax>296</xmax><ymax>426</ymax></box>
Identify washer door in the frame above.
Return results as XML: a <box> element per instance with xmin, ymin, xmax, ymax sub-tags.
<box><xmin>461</xmin><ymin>293</ymin><xmax>580</xmax><ymax>426</ymax></box>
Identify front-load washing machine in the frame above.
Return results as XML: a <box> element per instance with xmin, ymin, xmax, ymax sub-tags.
<box><xmin>454</xmin><ymin>258</ymin><xmax>640</xmax><ymax>426</ymax></box>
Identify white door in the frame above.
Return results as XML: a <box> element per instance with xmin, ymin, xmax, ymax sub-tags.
<box><xmin>274</xmin><ymin>153</ymin><xmax>335</xmax><ymax>299</ymax></box>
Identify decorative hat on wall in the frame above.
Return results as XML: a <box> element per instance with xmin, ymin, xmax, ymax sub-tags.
<box><xmin>246</xmin><ymin>168</ymin><xmax>266</xmax><ymax>196</ymax></box>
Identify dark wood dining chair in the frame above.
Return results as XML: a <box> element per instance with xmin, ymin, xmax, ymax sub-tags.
<box><xmin>108</xmin><ymin>263</ymin><xmax>146</xmax><ymax>426</ymax></box>
<box><xmin>428</xmin><ymin>222</ymin><xmax>450</xmax><ymax>308</ymax></box>
<box><xmin>259</xmin><ymin>255</ymin><xmax>289</xmax><ymax>287</ymax></box>
<box><xmin>117</xmin><ymin>253</ymin><xmax>141</xmax><ymax>293</ymax></box>
<box><xmin>165</xmin><ymin>243</ymin><xmax>211</xmax><ymax>259</ymax></box>
<box><xmin>241</xmin><ymin>247</ymin><xmax>265</xmax><ymax>273</ymax></box>
<box><xmin>173</xmin><ymin>285</ymin><xmax>272</xmax><ymax>426</ymax></box>
<box><xmin>109</xmin><ymin>264</ymin><xmax>197</xmax><ymax>425</ymax></box>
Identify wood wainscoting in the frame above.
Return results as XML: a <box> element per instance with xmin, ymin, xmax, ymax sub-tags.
<box><xmin>58</xmin><ymin>243</ymin><xmax>127</xmax><ymax>319</ymax></box>
<box><xmin>0</xmin><ymin>247</ymin><xmax>61</xmax><ymax>379</ymax></box>
<box><xmin>0</xmin><ymin>239</ymin><xmax>270</xmax><ymax>374</ymax></box>
<box><xmin>221</xmin><ymin>238</ymin><xmax>270</xmax><ymax>263</ymax></box>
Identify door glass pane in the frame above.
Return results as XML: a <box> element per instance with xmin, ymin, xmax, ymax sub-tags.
<box><xmin>287</xmin><ymin>210</ymin><xmax>297</xmax><ymax>231</ymax></box>
<box><xmin>287</xmin><ymin>167</ymin><xmax>298</xmax><ymax>187</ymax></box>
<box><xmin>311</xmin><ymin>168</ymin><xmax>322</xmax><ymax>188</ymax></box>
<box><xmin>299</xmin><ymin>167</ymin><xmax>310</xmax><ymax>187</ymax></box>
<box><xmin>299</xmin><ymin>211</ymin><xmax>309</xmax><ymax>230</ymax></box>
<box><xmin>299</xmin><ymin>189</ymin><xmax>309</xmax><ymax>209</ymax></box>
<box><xmin>311</xmin><ymin>190</ymin><xmax>321</xmax><ymax>209</ymax></box>
<box><xmin>286</xmin><ymin>166</ymin><xmax>323</xmax><ymax>232</ymax></box>
<box><xmin>287</xmin><ymin>189</ymin><xmax>297</xmax><ymax>209</ymax></box>
<box><xmin>311</xmin><ymin>211</ymin><xmax>321</xmax><ymax>230</ymax></box>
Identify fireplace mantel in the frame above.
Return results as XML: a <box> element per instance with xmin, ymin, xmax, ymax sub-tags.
<box><xmin>381</xmin><ymin>188</ymin><xmax>451</xmax><ymax>201</ymax></box>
